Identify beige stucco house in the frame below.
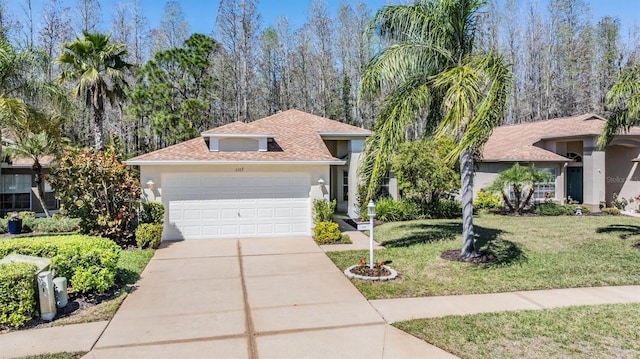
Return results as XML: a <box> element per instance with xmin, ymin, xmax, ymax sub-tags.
<box><xmin>126</xmin><ymin>109</ymin><xmax>370</xmax><ymax>240</ymax></box>
<box><xmin>0</xmin><ymin>155</ymin><xmax>58</xmax><ymax>216</ymax></box>
<box><xmin>475</xmin><ymin>113</ymin><xmax>640</xmax><ymax>211</ymax></box>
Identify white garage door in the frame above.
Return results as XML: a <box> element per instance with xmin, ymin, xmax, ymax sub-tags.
<box><xmin>163</xmin><ymin>174</ymin><xmax>311</xmax><ymax>239</ymax></box>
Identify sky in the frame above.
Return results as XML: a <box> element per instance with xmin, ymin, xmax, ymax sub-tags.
<box><xmin>5</xmin><ymin>0</ymin><xmax>640</xmax><ymax>39</ymax></box>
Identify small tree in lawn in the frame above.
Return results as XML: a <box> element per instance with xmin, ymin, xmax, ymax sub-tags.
<box><xmin>49</xmin><ymin>146</ymin><xmax>140</xmax><ymax>246</ymax></box>
<box><xmin>391</xmin><ymin>137</ymin><xmax>460</xmax><ymax>207</ymax></box>
<box><xmin>487</xmin><ymin>163</ymin><xmax>554</xmax><ymax>215</ymax></box>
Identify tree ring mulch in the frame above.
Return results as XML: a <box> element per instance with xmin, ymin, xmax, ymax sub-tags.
<box><xmin>440</xmin><ymin>249</ymin><xmax>497</xmax><ymax>264</ymax></box>
<box><xmin>633</xmin><ymin>243</ymin><xmax>640</xmax><ymax>250</ymax></box>
<box><xmin>344</xmin><ymin>265</ymin><xmax>398</xmax><ymax>281</ymax></box>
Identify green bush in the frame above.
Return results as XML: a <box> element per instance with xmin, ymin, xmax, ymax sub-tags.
<box><xmin>313</xmin><ymin>221</ymin><xmax>349</xmax><ymax>244</ymax></box>
<box><xmin>0</xmin><ymin>235</ymin><xmax>121</xmax><ymax>293</ymax></box>
<box><xmin>140</xmin><ymin>202</ymin><xmax>165</xmax><ymax>224</ymax></box>
<box><xmin>136</xmin><ymin>223</ymin><xmax>163</xmax><ymax>249</ymax></box>
<box><xmin>0</xmin><ymin>262</ymin><xmax>37</xmax><ymax>327</ymax></box>
<box><xmin>0</xmin><ymin>216</ymin><xmax>81</xmax><ymax>234</ymax></box>
<box><xmin>372</xmin><ymin>198</ymin><xmax>420</xmax><ymax>222</ymax></box>
<box><xmin>474</xmin><ymin>189</ymin><xmax>502</xmax><ymax>210</ymax></box>
<box><xmin>533</xmin><ymin>203</ymin><xmax>573</xmax><ymax>216</ymax></box>
<box><xmin>533</xmin><ymin>203</ymin><xmax>593</xmax><ymax>216</ymax></box>
<box><xmin>423</xmin><ymin>199</ymin><xmax>462</xmax><ymax>219</ymax></box>
<box><xmin>601</xmin><ymin>207</ymin><xmax>621</xmax><ymax>215</ymax></box>
<box><xmin>49</xmin><ymin>147</ymin><xmax>141</xmax><ymax>247</ymax></box>
<box><xmin>313</xmin><ymin>199</ymin><xmax>336</xmax><ymax>223</ymax></box>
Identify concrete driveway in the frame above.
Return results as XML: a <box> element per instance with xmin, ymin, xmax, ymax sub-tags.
<box><xmin>85</xmin><ymin>237</ymin><xmax>455</xmax><ymax>358</ymax></box>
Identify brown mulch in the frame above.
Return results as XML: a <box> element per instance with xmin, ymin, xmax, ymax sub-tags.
<box><xmin>440</xmin><ymin>249</ymin><xmax>497</xmax><ymax>264</ymax></box>
<box><xmin>349</xmin><ymin>265</ymin><xmax>392</xmax><ymax>277</ymax></box>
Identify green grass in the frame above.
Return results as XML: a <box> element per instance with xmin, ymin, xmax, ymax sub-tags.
<box><xmin>51</xmin><ymin>249</ymin><xmax>154</xmax><ymax>326</ymax></box>
<box><xmin>396</xmin><ymin>303</ymin><xmax>640</xmax><ymax>358</ymax></box>
<box><xmin>326</xmin><ymin>215</ymin><xmax>640</xmax><ymax>299</ymax></box>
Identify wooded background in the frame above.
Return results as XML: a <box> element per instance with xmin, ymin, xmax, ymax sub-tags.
<box><xmin>2</xmin><ymin>0</ymin><xmax>639</xmax><ymax>156</ymax></box>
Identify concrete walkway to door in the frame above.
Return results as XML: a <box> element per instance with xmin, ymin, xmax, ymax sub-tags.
<box><xmin>83</xmin><ymin>237</ymin><xmax>455</xmax><ymax>359</ymax></box>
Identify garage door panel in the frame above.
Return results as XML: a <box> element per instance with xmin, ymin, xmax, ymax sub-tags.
<box><xmin>164</xmin><ymin>174</ymin><xmax>311</xmax><ymax>239</ymax></box>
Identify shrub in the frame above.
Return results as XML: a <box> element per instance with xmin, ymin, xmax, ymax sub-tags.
<box><xmin>0</xmin><ymin>235</ymin><xmax>121</xmax><ymax>293</ymax></box>
<box><xmin>32</xmin><ymin>217</ymin><xmax>81</xmax><ymax>233</ymax></box>
<box><xmin>140</xmin><ymin>202</ymin><xmax>165</xmax><ymax>224</ymax></box>
<box><xmin>0</xmin><ymin>262</ymin><xmax>37</xmax><ymax>327</ymax></box>
<box><xmin>423</xmin><ymin>199</ymin><xmax>462</xmax><ymax>219</ymax></box>
<box><xmin>373</xmin><ymin>198</ymin><xmax>420</xmax><ymax>222</ymax></box>
<box><xmin>313</xmin><ymin>221</ymin><xmax>349</xmax><ymax>244</ymax></box>
<box><xmin>601</xmin><ymin>207</ymin><xmax>621</xmax><ymax>215</ymax></box>
<box><xmin>313</xmin><ymin>199</ymin><xmax>336</xmax><ymax>224</ymax></box>
<box><xmin>49</xmin><ymin>146</ymin><xmax>141</xmax><ymax>247</ymax></box>
<box><xmin>136</xmin><ymin>223</ymin><xmax>163</xmax><ymax>249</ymax></box>
<box><xmin>474</xmin><ymin>189</ymin><xmax>502</xmax><ymax>210</ymax></box>
<box><xmin>533</xmin><ymin>203</ymin><xmax>573</xmax><ymax>216</ymax></box>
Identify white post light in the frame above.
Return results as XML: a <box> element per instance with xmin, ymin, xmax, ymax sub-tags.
<box><xmin>367</xmin><ymin>200</ymin><xmax>376</xmax><ymax>269</ymax></box>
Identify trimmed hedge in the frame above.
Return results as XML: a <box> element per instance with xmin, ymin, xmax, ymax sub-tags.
<box><xmin>0</xmin><ymin>217</ymin><xmax>80</xmax><ymax>234</ymax></box>
<box><xmin>313</xmin><ymin>221</ymin><xmax>350</xmax><ymax>244</ymax></box>
<box><xmin>136</xmin><ymin>223</ymin><xmax>163</xmax><ymax>249</ymax></box>
<box><xmin>0</xmin><ymin>235</ymin><xmax>121</xmax><ymax>293</ymax></box>
<box><xmin>0</xmin><ymin>262</ymin><xmax>38</xmax><ymax>327</ymax></box>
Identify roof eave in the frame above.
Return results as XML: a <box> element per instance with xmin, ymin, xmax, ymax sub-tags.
<box><xmin>125</xmin><ymin>159</ymin><xmax>347</xmax><ymax>166</ymax></box>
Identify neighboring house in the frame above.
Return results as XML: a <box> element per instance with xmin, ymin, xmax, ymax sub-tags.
<box><xmin>126</xmin><ymin>109</ymin><xmax>371</xmax><ymax>240</ymax></box>
<box><xmin>0</xmin><ymin>156</ymin><xmax>58</xmax><ymax>215</ymax></box>
<box><xmin>475</xmin><ymin>113</ymin><xmax>640</xmax><ymax>211</ymax></box>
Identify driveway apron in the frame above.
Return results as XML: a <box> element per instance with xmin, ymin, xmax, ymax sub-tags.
<box><xmin>87</xmin><ymin>237</ymin><xmax>455</xmax><ymax>359</ymax></box>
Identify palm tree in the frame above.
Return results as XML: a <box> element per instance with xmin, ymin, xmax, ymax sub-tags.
<box><xmin>360</xmin><ymin>0</ymin><xmax>511</xmax><ymax>257</ymax></box>
<box><xmin>57</xmin><ymin>32</ymin><xmax>131</xmax><ymax>150</ymax></box>
<box><xmin>598</xmin><ymin>63</ymin><xmax>640</xmax><ymax>147</ymax></box>
<box><xmin>4</xmin><ymin>108</ymin><xmax>65</xmax><ymax>218</ymax></box>
<box><xmin>486</xmin><ymin>164</ymin><xmax>554</xmax><ymax>215</ymax></box>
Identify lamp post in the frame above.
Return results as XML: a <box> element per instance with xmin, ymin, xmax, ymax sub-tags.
<box><xmin>367</xmin><ymin>200</ymin><xmax>376</xmax><ymax>269</ymax></box>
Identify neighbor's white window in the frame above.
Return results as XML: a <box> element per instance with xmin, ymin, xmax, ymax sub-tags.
<box><xmin>0</xmin><ymin>174</ymin><xmax>31</xmax><ymax>211</ymax></box>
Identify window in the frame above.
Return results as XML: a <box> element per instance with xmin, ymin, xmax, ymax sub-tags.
<box><xmin>507</xmin><ymin>168</ymin><xmax>557</xmax><ymax>201</ymax></box>
<box><xmin>342</xmin><ymin>171</ymin><xmax>349</xmax><ymax>201</ymax></box>
<box><xmin>0</xmin><ymin>174</ymin><xmax>31</xmax><ymax>211</ymax></box>
<box><xmin>379</xmin><ymin>172</ymin><xmax>391</xmax><ymax>198</ymax></box>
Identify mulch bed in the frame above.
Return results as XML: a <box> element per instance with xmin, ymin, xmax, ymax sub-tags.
<box><xmin>0</xmin><ymin>286</ymin><xmax>122</xmax><ymax>334</ymax></box>
<box><xmin>440</xmin><ymin>249</ymin><xmax>497</xmax><ymax>264</ymax></box>
<box><xmin>633</xmin><ymin>243</ymin><xmax>640</xmax><ymax>250</ymax></box>
<box><xmin>348</xmin><ymin>265</ymin><xmax>392</xmax><ymax>277</ymax></box>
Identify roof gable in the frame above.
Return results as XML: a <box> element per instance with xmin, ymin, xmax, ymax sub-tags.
<box><xmin>127</xmin><ymin>109</ymin><xmax>371</xmax><ymax>164</ymax></box>
<box><xmin>481</xmin><ymin>114</ymin><xmax>640</xmax><ymax>162</ymax></box>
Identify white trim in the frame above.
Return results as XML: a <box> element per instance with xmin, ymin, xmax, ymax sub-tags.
<box><xmin>126</xmin><ymin>159</ymin><xmax>346</xmax><ymax>166</ymax></box>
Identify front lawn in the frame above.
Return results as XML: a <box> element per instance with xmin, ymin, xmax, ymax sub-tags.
<box><xmin>326</xmin><ymin>215</ymin><xmax>640</xmax><ymax>299</ymax></box>
<box><xmin>396</xmin><ymin>303</ymin><xmax>640</xmax><ymax>358</ymax></box>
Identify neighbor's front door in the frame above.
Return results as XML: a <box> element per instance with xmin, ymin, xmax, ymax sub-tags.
<box><xmin>566</xmin><ymin>167</ymin><xmax>583</xmax><ymax>203</ymax></box>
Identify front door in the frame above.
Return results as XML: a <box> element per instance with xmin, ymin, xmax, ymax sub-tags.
<box><xmin>566</xmin><ymin>167</ymin><xmax>583</xmax><ymax>203</ymax></box>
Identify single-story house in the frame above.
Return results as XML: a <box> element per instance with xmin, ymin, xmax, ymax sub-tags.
<box><xmin>126</xmin><ymin>109</ymin><xmax>371</xmax><ymax>240</ymax></box>
<box><xmin>0</xmin><ymin>156</ymin><xmax>58</xmax><ymax>215</ymax></box>
<box><xmin>475</xmin><ymin>113</ymin><xmax>640</xmax><ymax>211</ymax></box>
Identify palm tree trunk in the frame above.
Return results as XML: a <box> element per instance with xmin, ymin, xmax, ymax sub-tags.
<box><xmin>93</xmin><ymin>88</ymin><xmax>105</xmax><ymax>151</ymax></box>
<box><xmin>33</xmin><ymin>162</ymin><xmax>50</xmax><ymax>218</ymax></box>
<box><xmin>460</xmin><ymin>148</ymin><xmax>478</xmax><ymax>257</ymax></box>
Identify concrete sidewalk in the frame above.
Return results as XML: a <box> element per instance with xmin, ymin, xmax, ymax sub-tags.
<box><xmin>84</xmin><ymin>237</ymin><xmax>454</xmax><ymax>359</ymax></box>
<box><xmin>371</xmin><ymin>285</ymin><xmax>640</xmax><ymax>323</ymax></box>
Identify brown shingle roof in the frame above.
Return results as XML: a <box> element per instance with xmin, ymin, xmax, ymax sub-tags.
<box><xmin>482</xmin><ymin>114</ymin><xmax>640</xmax><ymax>162</ymax></box>
<box><xmin>127</xmin><ymin>109</ymin><xmax>371</xmax><ymax>163</ymax></box>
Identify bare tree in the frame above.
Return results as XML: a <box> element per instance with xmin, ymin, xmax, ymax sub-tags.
<box><xmin>38</xmin><ymin>0</ymin><xmax>73</xmax><ymax>80</ymax></box>
<box><xmin>74</xmin><ymin>0</ymin><xmax>101</xmax><ymax>34</ymax></box>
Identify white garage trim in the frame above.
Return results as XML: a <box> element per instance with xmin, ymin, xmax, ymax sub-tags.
<box><xmin>162</xmin><ymin>173</ymin><xmax>311</xmax><ymax>240</ymax></box>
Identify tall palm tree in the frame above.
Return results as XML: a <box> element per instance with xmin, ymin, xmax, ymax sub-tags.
<box><xmin>57</xmin><ymin>32</ymin><xmax>131</xmax><ymax>150</ymax></box>
<box><xmin>360</xmin><ymin>0</ymin><xmax>511</xmax><ymax>257</ymax></box>
<box><xmin>598</xmin><ymin>63</ymin><xmax>640</xmax><ymax>147</ymax></box>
